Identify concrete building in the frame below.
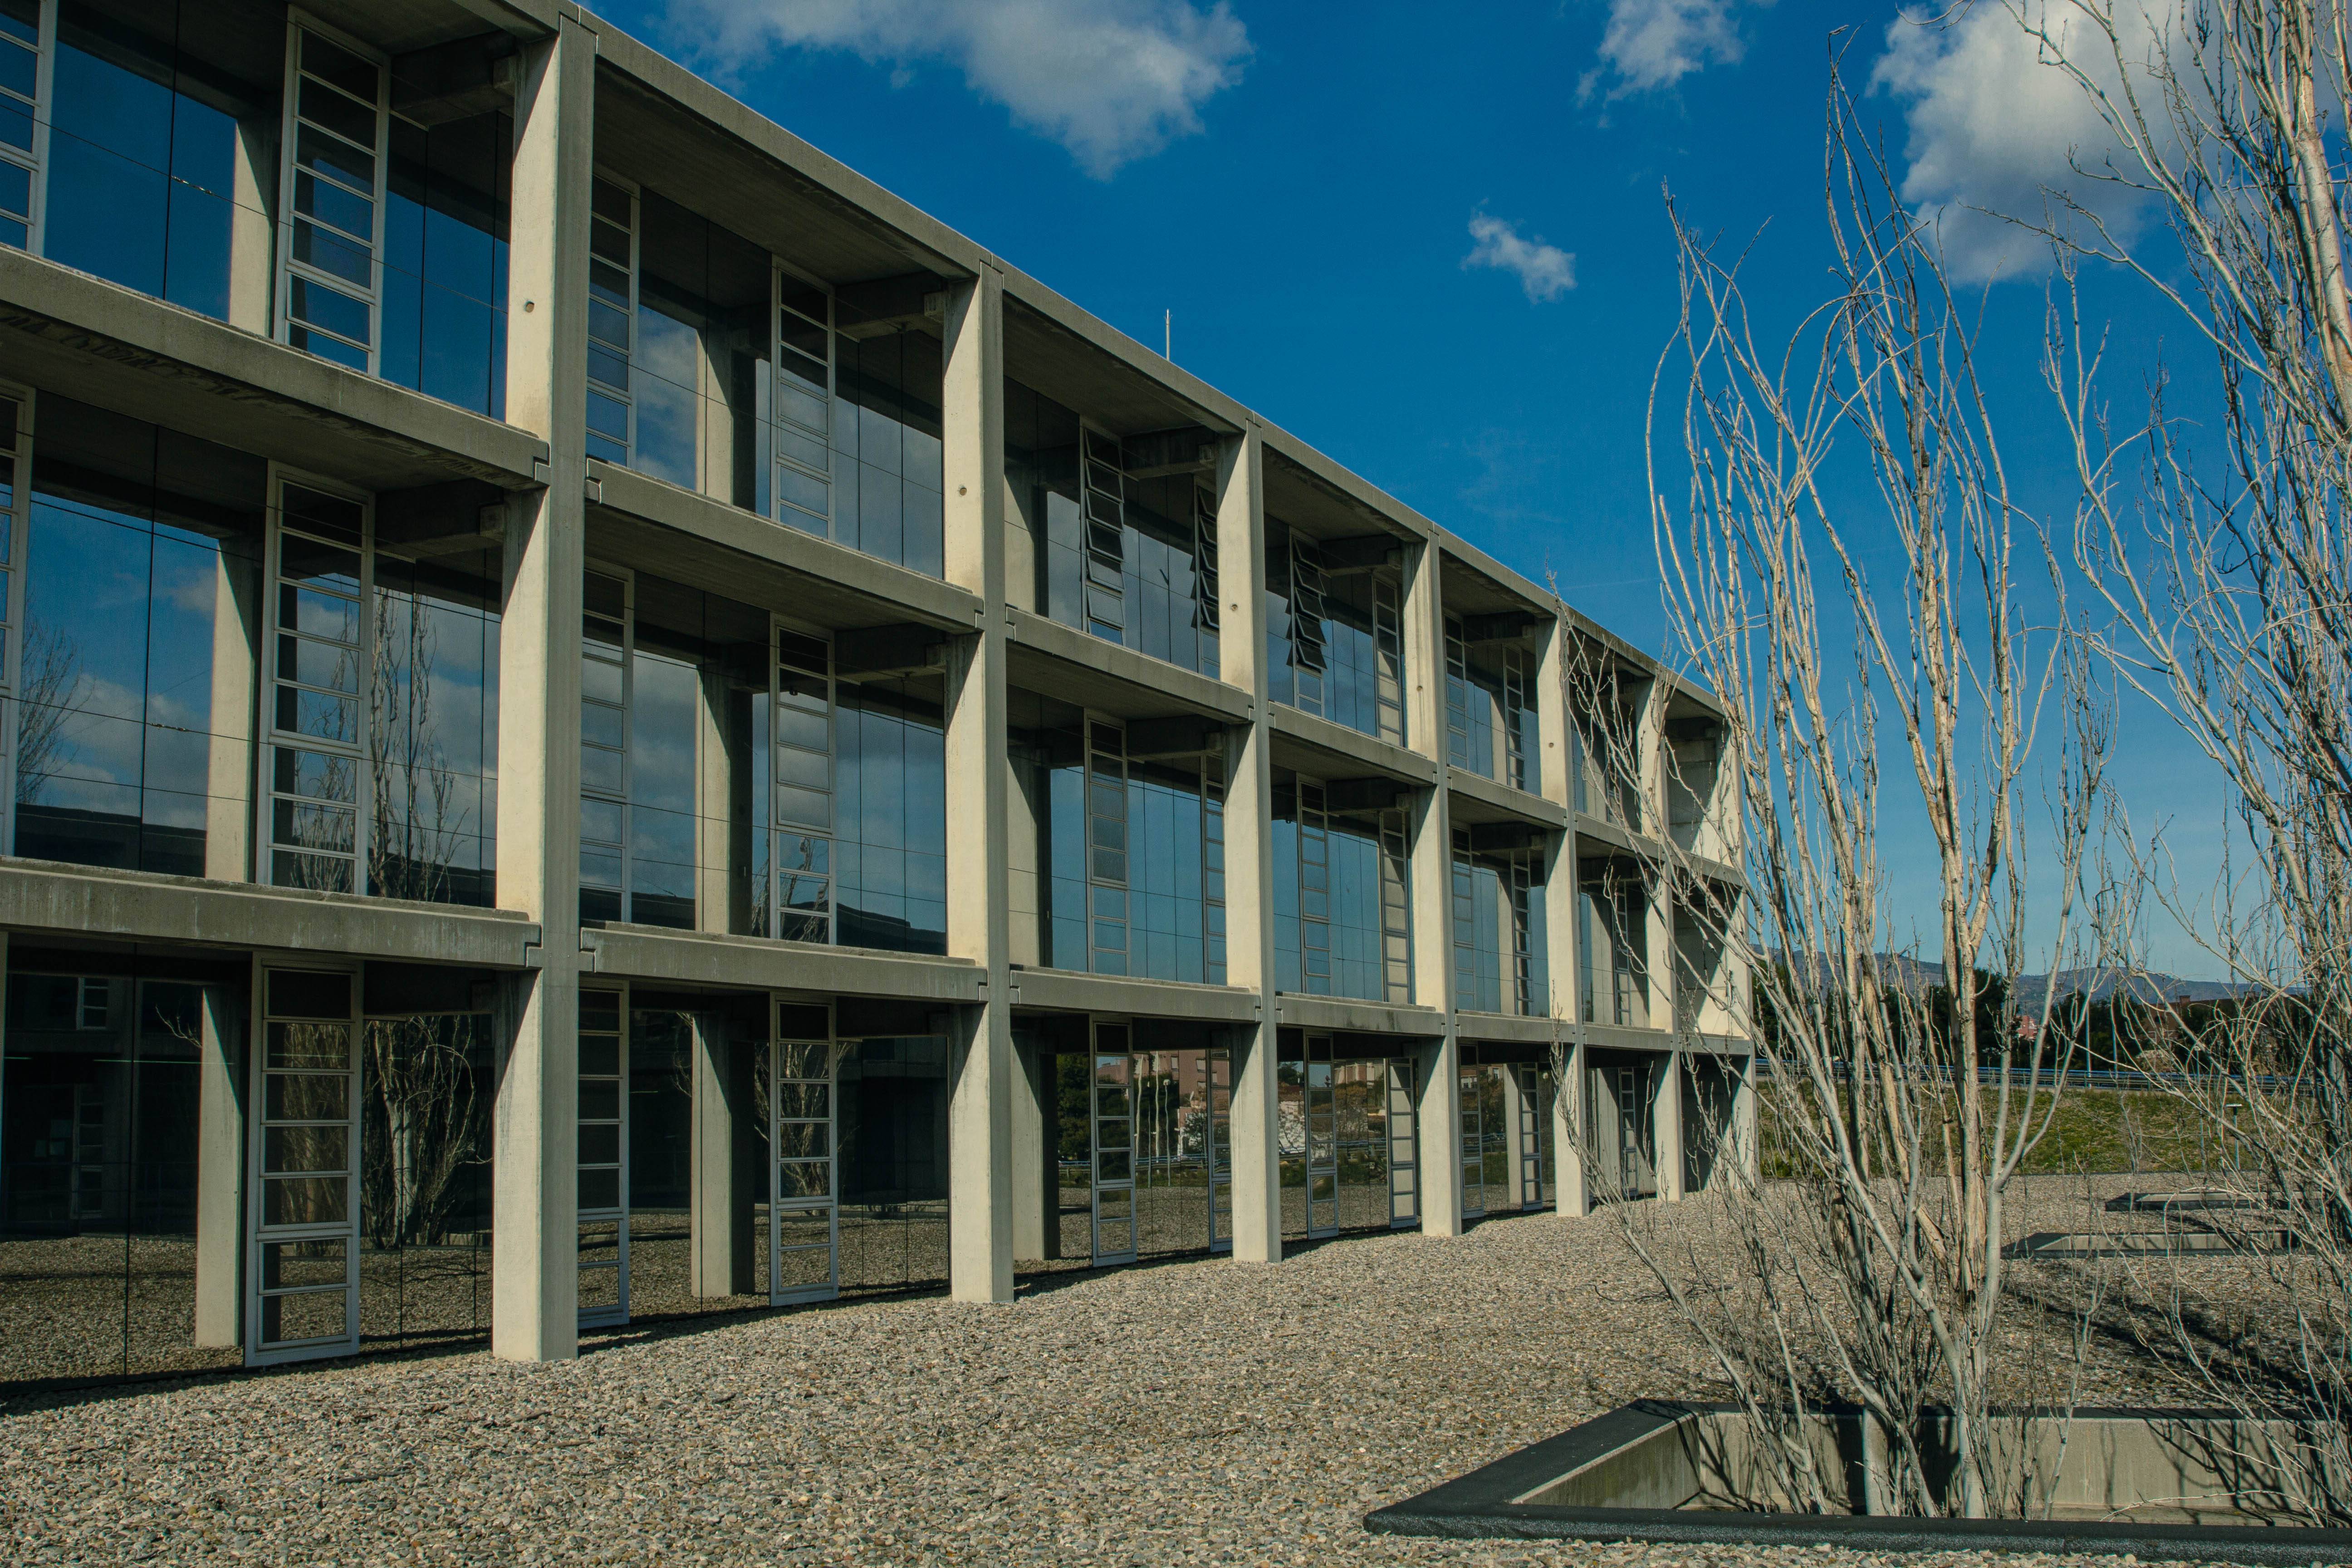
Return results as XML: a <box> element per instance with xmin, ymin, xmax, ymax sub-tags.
<box><xmin>0</xmin><ymin>0</ymin><xmax>1753</xmax><ymax>1387</ymax></box>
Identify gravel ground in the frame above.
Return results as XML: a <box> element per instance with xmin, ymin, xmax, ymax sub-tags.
<box><xmin>0</xmin><ymin>1182</ymin><xmax>2263</xmax><ymax>1567</ymax></box>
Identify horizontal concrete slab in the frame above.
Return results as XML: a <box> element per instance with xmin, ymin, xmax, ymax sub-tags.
<box><xmin>0</xmin><ymin>252</ymin><xmax>545</xmax><ymax>491</ymax></box>
<box><xmin>0</xmin><ymin>860</ymin><xmax>541</xmax><ymax>967</ymax></box>
<box><xmin>1447</xmin><ymin>768</ymin><xmax>1568</xmax><ymax>830</ymax></box>
<box><xmin>589</xmin><ymin>464</ymin><xmax>984</xmax><ymax>632</ymax></box>
<box><xmin>1006</xmin><ymin>610</ymin><xmax>1251</xmax><ymax>724</ymax></box>
<box><xmin>582</xmin><ymin>923</ymin><xmax>984</xmax><ymax>1001</ymax></box>
<box><xmin>1008</xmin><ymin>967</ymin><xmax>1258</xmax><ymax>1022</ymax></box>
<box><xmin>1455</xmin><ymin>1011</ymin><xmax>1567</xmax><ymax>1047</ymax></box>
<box><xmin>1272</xmin><ymin>993</ymin><xmax>1447</xmax><ymax>1038</ymax></box>
<box><xmin>1268</xmin><ymin>705</ymin><xmax>1438</xmax><ymax>789</ymax></box>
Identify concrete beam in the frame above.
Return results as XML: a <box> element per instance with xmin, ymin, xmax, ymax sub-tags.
<box><xmin>1009</xmin><ymin>967</ymin><xmax>1257</xmax><ymax>1023</ymax></box>
<box><xmin>1272</xmin><ymin>993</ymin><xmax>1447</xmax><ymax>1038</ymax></box>
<box><xmin>581</xmin><ymin>925</ymin><xmax>985</xmax><ymax>1002</ymax></box>
<box><xmin>1006</xmin><ymin>608</ymin><xmax>1252</xmax><ymax>725</ymax></box>
<box><xmin>1448</xmin><ymin>767</ymin><xmax>1568</xmax><ymax>832</ymax></box>
<box><xmin>0</xmin><ymin>251</ymin><xmax>544</xmax><ymax>490</ymax></box>
<box><xmin>1452</xmin><ymin>1010</ymin><xmax>1564</xmax><ymax>1047</ymax></box>
<box><xmin>588</xmin><ymin>463</ymin><xmax>984</xmax><ymax>633</ymax></box>
<box><xmin>1269</xmin><ymin>704</ymin><xmax>1437</xmax><ymax>790</ymax></box>
<box><xmin>0</xmin><ymin>861</ymin><xmax>540</xmax><ymax>967</ymax></box>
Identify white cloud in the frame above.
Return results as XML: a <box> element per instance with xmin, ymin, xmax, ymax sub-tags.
<box><xmin>663</xmin><ymin>0</ymin><xmax>1251</xmax><ymax>177</ymax></box>
<box><xmin>1581</xmin><ymin>0</ymin><xmax>1768</xmax><ymax>101</ymax></box>
<box><xmin>1872</xmin><ymin>1</ymin><xmax>2172</xmax><ymax>283</ymax></box>
<box><xmin>1465</xmin><ymin>213</ymin><xmax>1577</xmax><ymax>302</ymax></box>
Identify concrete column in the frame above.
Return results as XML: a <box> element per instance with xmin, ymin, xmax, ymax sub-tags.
<box><xmin>1654</xmin><ymin>1048</ymin><xmax>1686</xmax><ymax>1202</ymax></box>
<box><xmin>490</xmin><ymin>13</ymin><xmax>596</xmax><ymax>1363</ymax></box>
<box><xmin>1499</xmin><ymin>1060</ymin><xmax>1529</xmax><ymax>1209</ymax></box>
<box><xmin>1010</xmin><ymin>1032</ymin><xmax>1050</xmax><ymax>1261</ymax></box>
<box><xmin>1553</xmin><ymin>1037</ymin><xmax>1588</xmax><ymax>1217</ymax></box>
<box><xmin>689</xmin><ymin>1013</ymin><xmax>752</xmax><ymax>1295</ymax></box>
<box><xmin>204</xmin><ymin>552</ymin><xmax>260</xmax><ymax>882</ymax></box>
<box><xmin>1401</xmin><ymin>539</ymin><xmax>1462</xmax><ymax>1235</ymax></box>
<box><xmin>1735</xmin><ymin>1052</ymin><xmax>1760</xmax><ymax>1187</ymax></box>
<box><xmin>229</xmin><ymin>114</ymin><xmax>275</xmax><ymax>337</ymax></box>
<box><xmin>1214</xmin><ymin>425</ymin><xmax>1281</xmax><ymax>1265</ymax></box>
<box><xmin>940</xmin><ymin>266</ymin><xmax>1014</xmax><ymax>1305</ymax></box>
<box><xmin>696</xmin><ymin>665</ymin><xmax>750</xmax><ymax>934</ymax></box>
<box><xmin>192</xmin><ymin>978</ymin><xmax>243</xmax><ymax>1346</ymax></box>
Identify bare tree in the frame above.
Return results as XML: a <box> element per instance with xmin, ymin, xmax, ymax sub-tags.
<box><xmin>2010</xmin><ymin>0</ymin><xmax>2352</xmax><ymax>1519</ymax></box>
<box><xmin>1574</xmin><ymin>58</ymin><xmax>2116</xmax><ymax>1517</ymax></box>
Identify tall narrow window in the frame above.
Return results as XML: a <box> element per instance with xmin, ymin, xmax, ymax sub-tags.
<box><xmin>585</xmin><ymin>176</ymin><xmax>637</xmax><ymax>466</ymax></box>
<box><xmin>279</xmin><ymin>25</ymin><xmax>387</xmax><ymax>374</ymax></box>
<box><xmin>0</xmin><ymin>0</ymin><xmax>46</xmax><ymax>250</ymax></box>
<box><xmin>1445</xmin><ymin>615</ymin><xmax>1472</xmax><ymax>769</ymax></box>
<box><xmin>1379</xmin><ymin>808</ymin><xmax>1411</xmax><ymax>1003</ymax></box>
<box><xmin>774</xmin><ymin>279</ymin><xmax>833</xmax><ymax>532</ymax></box>
<box><xmin>1192</xmin><ymin>483</ymin><xmax>1220</xmax><ymax>641</ymax></box>
<box><xmin>1371</xmin><ymin>575</ymin><xmax>1404</xmax><ymax>745</ymax></box>
<box><xmin>0</xmin><ymin>390</ymin><xmax>23</xmax><ymax>842</ymax></box>
<box><xmin>1087</xmin><ymin>720</ymin><xmax>1129</xmax><ymax>975</ymax></box>
<box><xmin>265</xmin><ymin>481</ymin><xmax>370</xmax><ymax>892</ymax></box>
<box><xmin>1297</xmin><ymin>779</ymin><xmax>1331</xmax><ymax>993</ymax></box>
<box><xmin>1080</xmin><ymin>428</ymin><xmax>1127</xmax><ymax>642</ymax></box>
<box><xmin>1501</xmin><ymin>643</ymin><xmax>1530</xmax><ymax>789</ymax></box>
<box><xmin>1289</xmin><ymin>536</ymin><xmax>1329</xmax><ymax>717</ymax></box>
<box><xmin>771</xmin><ymin>625</ymin><xmax>834</xmax><ymax>942</ymax></box>
<box><xmin>577</xmin><ymin>985</ymin><xmax>627</xmax><ymax>1328</ymax></box>
<box><xmin>579</xmin><ymin>570</ymin><xmax>631</xmax><ymax>920</ymax></box>
<box><xmin>1203</xmin><ymin>753</ymin><xmax>1227</xmax><ymax>986</ymax></box>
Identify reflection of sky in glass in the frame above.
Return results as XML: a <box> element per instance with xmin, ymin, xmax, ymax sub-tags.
<box><xmin>833</xmin><ymin>689</ymin><xmax>945</xmax><ymax>953</ymax></box>
<box><xmin>45</xmin><ymin>35</ymin><xmax>241</xmax><ymax>322</ymax></box>
<box><xmin>1273</xmin><ymin>809</ymin><xmax>1397</xmax><ymax>1004</ymax></box>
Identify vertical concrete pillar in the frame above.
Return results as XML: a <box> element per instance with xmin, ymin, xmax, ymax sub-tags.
<box><xmin>490</xmin><ymin>13</ymin><xmax>596</xmax><ymax>1363</ymax></box>
<box><xmin>229</xmin><ymin>115</ymin><xmax>275</xmax><ymax>337</ymax></box>
<box><xmin>1654</xmin><ymin>1048</ymin><xmax>1686</xmax><ymax>1202</ymax></box>
<box><xmin>1214</xmin><ymin>425</ymin><xmax>1281</xmax><ymax>1265</ymax></box>
<box><xmin>1499</xmin><ymin>1060</ymin><xmax>1529</xmax><ymax>1209</ymax></box>
<box><xmin>1735</xmin><ymin>1052</ymin><xmax>1760</xmax><ymax>1187</ymax></box>
<box><xmin>1010</xmin><ymin>1032</ymin><xmax>1050</xmax><ymax>1261</ymax></box>
<box><xmin>1553</xmin><ymin>1037</ymin><xmax>1588</xmax><ymax>1217</ymax></box>
<box><xmin>1401</xmin><ymin>539</ymin><xmax>1461</xmax><ymax>1235</ymax></box>
<box><xmin>695</xmin><ymin>665</ymin><xmax>750</xmax><ymax>935</ymax></box>
<box><xmin>193</xmin><ymin>977</ymin><xmax>243</xmax><ymax>1346</ymax></box>
<box><xmin>689</xmin><ymin>1013</ymin><xmax>751</xmax><ymax>1295</ymax></box>
<box><xmin>204</xmin><ymin>554</ymin><xmax>260</xmax><ymax>882</ymax></box>
<box><xmin>940</xmin><ymin>266</ymin><xmax>1014</xmax><ymax>1305</ymax></box>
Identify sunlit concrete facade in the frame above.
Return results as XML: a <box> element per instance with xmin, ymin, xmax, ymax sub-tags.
<box><xmin>0</xmin><ymin>0</ymin><xmax>1751</xmax><ymax>1385</ymax></box>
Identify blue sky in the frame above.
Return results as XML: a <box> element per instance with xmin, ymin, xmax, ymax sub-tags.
<box><xmin>593</xmin><ymin>0</ymin><xmax>2241</xmax><ymax>975</ymax></box>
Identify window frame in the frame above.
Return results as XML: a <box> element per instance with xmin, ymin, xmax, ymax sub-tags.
<box><xmin>274</xmin><ymin>13</ymin><xmax>392</xmax><ymax>376</ymax></box>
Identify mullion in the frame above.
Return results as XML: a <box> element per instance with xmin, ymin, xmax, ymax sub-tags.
<box><xmin>282</xmin><ymin>28</ymin><xmax>387</xmax><ymax>365</ymax></box>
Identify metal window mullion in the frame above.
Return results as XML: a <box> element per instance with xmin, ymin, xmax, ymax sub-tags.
<box><xmin>0</xmin><ymin>385</ymin><xmax>29</xmax><ymax>851</ymax></box>
<box><xmin>278</xmin><ymin>18</ymin><xmax>390</xmax><ymax>373</ymax></box>
<box><xmin>246</xmin><ymin>965</ymin><xmax>362</xmax><ymax>1367</ymax></box>
<box><xmin>771</xmin><ymin>618</ymin><xmax>836</xmax><ymax>945</ymax></box>
<box><xmin>1</xmin><ymin>0</ymin><xmax>53</xmax><ymax>251</ymax></box>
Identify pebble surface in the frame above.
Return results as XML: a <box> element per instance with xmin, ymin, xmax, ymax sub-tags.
<box><xmin>0</xmin><ymin>1191</ymin><xmax>2248</xmax><ymax>1566</ymax></box>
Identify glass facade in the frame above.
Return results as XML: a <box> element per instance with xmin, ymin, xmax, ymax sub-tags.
<box><xmin>1276</xmin><ymin>1034</ymin><xmax>1402</xmax><ymax>1240</ymax></box>
<box><xmin>1272</xmin><ymin>774</ymin><xmax>1410</xmax><ymax>1003</ymax></box>
<box><xmin>1009</xmin><ymin>692</ymin><xmax>1225</xmax><ymax>983</ymax></box>
<box><xmin>1265</xmin><ymin>519</ymin><xmax>1403</xmax><ymax>744</ymax></box>
<box><xmin>1446</xmin><ymin>616</ymin><xmax>1538</xmax><ymax>789</ymax></box>
<box><xmin>1579</xmin><ymin>873</ymin><xmax>1650</xmax><ymax>1028</ymax></box>
<box><xmin>15</xmin><ymin>396</ymin><xmax>265</xmax><ymax>878</ymax></box>
<box><xmin>1004</xmin><ymin>377</ymin><xmax>1220</xmax><ymax>677</ymax></box>
<box><xmin>1452</xmin><ymin>834</ymin><xmax>1547</xmax><ymax>1017</ymax></box>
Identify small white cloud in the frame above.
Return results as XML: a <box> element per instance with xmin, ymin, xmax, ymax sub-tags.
<box><xmin>1872</xmin><ymin>0</ymin><xmax>2174</xmax><ymax>283</ymax></box>
<box><xmin>663</xmin><ymin>0</ymin><xmax>1251</xmax><ymax>178</ymax></box>
<box><xmin>1465</xmin><ymin>213</ymin><xmax>1576</xmax><ymax>302</ymax></box>
<box><xmin>1581</xmin><ymin>0</ymin><xmax>1769</xmax><ymax>101</ymax></box>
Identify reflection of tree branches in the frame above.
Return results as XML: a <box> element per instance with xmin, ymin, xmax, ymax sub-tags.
<box><xmin>369</xmin><ymin>583</ymin><xmax>467</xmax><ymax>903</ymax></box>
<box><xmin>15</xmin><ymin>615</ymin><xmax>84</xmax><ymax>805</ymax></box>
<box><xmin>362</xmin><ymin>1014</ymin><xmax>486</xmax><ymax>1250</ymax></box>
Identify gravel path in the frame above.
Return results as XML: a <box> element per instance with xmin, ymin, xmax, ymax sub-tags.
<box><xmin>0</xmin><ymin>1186</ymin><xmax>2256</xmax><ymax>1567</ymax></box>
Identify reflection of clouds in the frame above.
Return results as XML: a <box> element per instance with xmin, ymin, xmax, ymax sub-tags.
<box><xmin>629</xmin><ymin>651</ymin><xmax>699</xmax><ymax>814</ymax></box>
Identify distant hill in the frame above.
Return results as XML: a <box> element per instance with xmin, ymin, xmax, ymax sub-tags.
<box><xmin>1769</xmin><ymin>953</ymin><xmax>2254</xmax><ymax>1004</ymax></box>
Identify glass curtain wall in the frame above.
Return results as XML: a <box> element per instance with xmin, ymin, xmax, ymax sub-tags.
<box><xmin>1272</xmin><ymin>773</ymin><xmax>1410</xmax><ymax>1002</ymax></box>
<box><xmin>1264</xmin><ymin>518</ymin><xmax>1403</xmax><ymax>744</ymax></box>
<box><xmin>1277</xmin><ymin>1032</ymin><xmax>1399</xmax><ymax>1242</ymax></box>
<box><xmin>1445</xmin><ymin>617</ymin><xmax>1537</xmax><ymax>789</ymax></box>
<box><xmin>1043</xmin><ymin>1028</ymin><xmax>1228</xmax><ymax>1266</ymax></box>
<box><xmin>1003</xmin><ymin>377</ymin><xmax>1219</xmax><ymax>677</ymax></box>
<box><xmin>1578</xmin><ymin>871</ymin><xmax>1650</xmax><ymax>1028</ymax></box>
<box><xmin>1008</xmin><ymin>692</ymin><xmax>1224</xmax><ymax>983</ymax></box>
<box><xmin>357</xmin><ymin>963</ymin><xmax>494</xmax><ymax>1346</ymax></box>
<box><xmin>834</xmin><ymin>1032</ymin><xmax>949</xmax><ymax>1292</ymax></box>
<box><xmin>15</xmin><ymin>395</ymin><xmax>265</xmax><ymax>877</ymax></box>
<box><xmin>262</xmin><ymin>476</ymin><xmax>501</xmax><ymax>903</ymax></box>
<box><xmin>583</xmin><ymin>177</ymin><xmax>770</xmax><ymax>510</ymax></box>
<box><xmin>33</xmin><ymin>0</ymin><xmax>279</xmax><ymax>324</ymax></box>
<box><xmin>0</xmin><ymin>946</ymin><xmax>244</xmax><ymax>1384</ymax></box>
<box><xmin>8</xmin><ymin>5</ymin><xmax>510</xmax><ymax>417</ymax></box>
<box><xmin>1451</xmin><ymin>835</ymin><xmax>1547</xmax><ymax>1017</ymax></box>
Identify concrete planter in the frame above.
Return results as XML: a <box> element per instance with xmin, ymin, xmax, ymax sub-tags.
<box><xmin>1365</xmin><ymin>1400</ymin><xmax>2352</xmax><ymax>1561</ymax></box>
